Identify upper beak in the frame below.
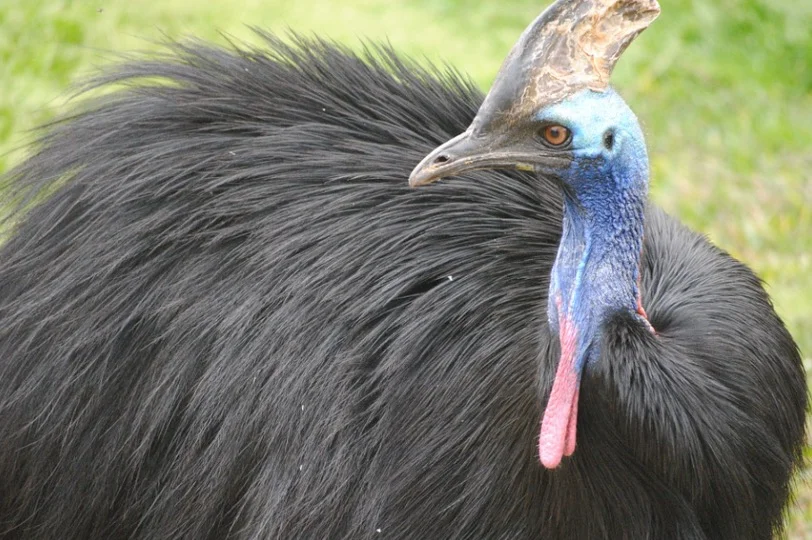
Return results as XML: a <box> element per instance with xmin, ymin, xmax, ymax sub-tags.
<box><xmin>408</xmin><ymin>130</ymin><xmax>534</xmax><ymax>187</ymax></box>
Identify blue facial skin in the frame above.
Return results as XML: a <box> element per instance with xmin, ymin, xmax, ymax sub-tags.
<box><xmin>538</xmin><ymin>88</ymin><xmax>650</xmax><ymax>373</ymax></box>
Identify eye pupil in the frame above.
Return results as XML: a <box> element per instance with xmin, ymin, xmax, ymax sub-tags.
<box><xmin>541</xmin><ymin>124</ymin><xmax>570</xmax><ymax>147</ymax></box>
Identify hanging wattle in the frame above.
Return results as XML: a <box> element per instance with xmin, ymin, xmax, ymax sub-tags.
<box><xmin>539</xmin><ymin>297</ymin><xmax>580</xmax><ymax>468</ymax></box>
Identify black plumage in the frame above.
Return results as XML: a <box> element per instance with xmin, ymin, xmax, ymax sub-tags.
<box><xmin>0</xmin><ymin>34</ymin><xmax>806</xmax><ymax>539</ymax></box>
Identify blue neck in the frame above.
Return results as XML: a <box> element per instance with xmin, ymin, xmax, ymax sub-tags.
<box><xmin>534</xmin><ymin>88</ymin><xmax>651</xmax><ymax>467</ymax></box>
<box><xmin>547</xmin><ymin>163</ymin><xmax>648</xmax><ymax>370</ymax></box>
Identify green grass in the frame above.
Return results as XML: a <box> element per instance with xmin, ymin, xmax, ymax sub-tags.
<box><xmin>1</xmin><ymin>0</ymin><xmax>810</xmax><ymax>534</ymax></box>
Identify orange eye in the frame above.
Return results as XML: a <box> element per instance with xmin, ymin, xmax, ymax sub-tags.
<box><xmin>540</xmin><ymin>124</ymin><xmax>571</xmax><ymax>147</ymax></box>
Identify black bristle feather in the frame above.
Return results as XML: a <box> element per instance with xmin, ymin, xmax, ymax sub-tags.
<box><xmin>0</xmin><ymin>33</ymin><xmax>805</xmax><ymax>539</ymax></box>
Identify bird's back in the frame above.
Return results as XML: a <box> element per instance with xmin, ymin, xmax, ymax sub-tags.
<box><xmin>0</xmin><ymin>35</ymin><xmax>804</xmax><ymax>539</ymax></box>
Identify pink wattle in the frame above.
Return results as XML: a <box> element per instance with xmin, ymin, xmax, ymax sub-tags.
<box><xmin>539</xmin><ymin>315</ymin><xmax>580</xmax><ymax>469</ymax></box>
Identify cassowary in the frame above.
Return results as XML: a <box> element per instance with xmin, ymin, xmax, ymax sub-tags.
<box><xmin>0</xmin><ymin>0</ymin><xmax>806</xmax><ymax>538</ymax></box>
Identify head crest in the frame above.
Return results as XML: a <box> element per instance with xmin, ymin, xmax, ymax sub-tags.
<box><xmin>474</xmin><ymin>0</ymin><xmax>660</xmax><ymax>131</ymax></box>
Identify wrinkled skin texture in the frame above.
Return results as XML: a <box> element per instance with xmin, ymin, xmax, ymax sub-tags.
<box><xmin>0</xmin><ymin>36</ymin><xmax>806</xmax><ymax>539</ymax></box>
<box><xmin>475</xmin><ymin>0</ymin><xmax>660</xmax><ymax>127</ymax></box>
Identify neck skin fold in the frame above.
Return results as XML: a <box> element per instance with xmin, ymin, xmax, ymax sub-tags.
<box><xmin>550</xmin><ymin>187</ymin><xmax>647</xmax><ymax>347</ymax></box>
<box><xmin>538</xmin><ymin>161</ymin><xmax>649</xmax><ymax>469</ymax></box>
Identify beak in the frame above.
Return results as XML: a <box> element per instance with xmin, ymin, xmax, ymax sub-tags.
<box><xmin>408</xmin><ymin>130</ymin><xmax>536</xmax><ymax>187</ymax></box>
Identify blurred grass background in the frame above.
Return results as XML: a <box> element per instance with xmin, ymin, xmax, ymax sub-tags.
<box><xmin>1</xmin><ymin>0</ymin><xmax>809</xmax><ymax>535</ymax></box>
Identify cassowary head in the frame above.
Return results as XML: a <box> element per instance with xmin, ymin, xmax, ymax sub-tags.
<box><xmin>409</xmin><ymin>0</ymin><xmax>660</xmax><ymax>469</ymax></box>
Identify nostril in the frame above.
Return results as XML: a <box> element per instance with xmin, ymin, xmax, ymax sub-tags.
<box><xmin>433</xmin><ymin>154</ymin><xmax>451</xmax><ymax>165</ymax></box>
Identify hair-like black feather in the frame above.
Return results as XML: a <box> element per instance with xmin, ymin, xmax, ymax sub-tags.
<box><xmin>0</xmin><ymin>33</ymin><xmax>806</xmax><ymax>539</ymax></box>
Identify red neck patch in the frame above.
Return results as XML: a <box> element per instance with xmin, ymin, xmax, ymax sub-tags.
<box><xmin>538</xmin><ymin>311</ymin><xmax>580</xmax><ymax>469</ymax></box>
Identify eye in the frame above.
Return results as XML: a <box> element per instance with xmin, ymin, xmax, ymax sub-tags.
<box><xmin>538</xmin><ymin>124</ymin><xmax>571</xmax><ymax>148</ymax></box>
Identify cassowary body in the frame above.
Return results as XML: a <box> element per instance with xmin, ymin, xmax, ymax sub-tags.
<box><xmin>0</xmin><ymin>30</ymin><xmax>805</xmax><ymax>540</ymax></box>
